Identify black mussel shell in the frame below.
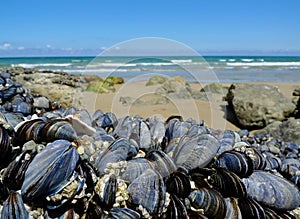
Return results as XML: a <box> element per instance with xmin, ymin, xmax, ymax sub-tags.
<box><xmin>209</xmin><ymin>168</ymin><xmax>247</xmax><ymax>198</ymax></box>
<box><xmin>238</xmin><ymin>197</ymin><xmax>266</xmax><ymax>219</ymax></box>
<box><xmin>166</xmin><ymin>170</ymin><xmax>191</xmax><ymax>198</ymax></box>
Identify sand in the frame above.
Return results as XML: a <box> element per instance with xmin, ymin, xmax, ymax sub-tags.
<box><xmin>78</xmin><ymin>81</ymin><xmax>299</xmax><ymax>131</ymax></box>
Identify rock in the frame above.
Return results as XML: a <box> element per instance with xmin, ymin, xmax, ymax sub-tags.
<box><xmin>146</xmin><ymin>76</ymin><xmax>167</xmax><ymax>86</ymax></box>
<box><xmin>120</xmin><ymin>96</ymin><xmax>169</xmax><ymax>106</ymax></box>
<box><xmin>33</xmin><ymin>96</ymin><xmax>51</xmax><ymax>109</ymax></box>
<box><xmin>155</xmin><ymin>76</ymin><xmax>192</xmax><ymax>99</ymax></box>
<box><xmin>226</xmin><ymin>83</ymin><xmax>295</xmax><ymax>128</ymax></box>
<box><xmin>105</xmin><ymin>76</ymin><xmax>124</xmax><ymax>85</ymax></box>
<box><xmin>293</xmin><ymin>87</ymin><xmax>300</xmax><ymax>119</ymax></box>
<box><xmin>256</xmin><ymin>119</ymin><xmax>300</xmax><ymax>145</ymax></box>
<box><xmin>293</xmin><ymin>87</ymin><xmax>300</xmax><ymax>96</ymax></box>
<box><xmin>200</xmin><ymin>83</ymin><xmax>228</xmax><ymax>94</ymax></box>
<box><xmin>5</xmin><ymin>67</ymin><xmax>87</xmax><ymax>108</ymax></box>
<box><xmin>86</xmin><ymin>80</ymin><xmax>116</xmax><ymax>93</ymax></box>
<box><xmin>191</xmin><ymin>91</ymin><xmax>208</xmax><ymax>100</ymax></box>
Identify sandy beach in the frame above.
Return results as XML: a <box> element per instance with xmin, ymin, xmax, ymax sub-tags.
<box><xmin>78</xmin><ymin>80</ymin><xmax>299</xmax><ymax>131</ymax></box>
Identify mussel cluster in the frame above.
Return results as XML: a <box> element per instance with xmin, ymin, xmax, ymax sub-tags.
<box><xmin>1</xmin><ymin>72</ymin><xmax>300</xmax><ymax>218</ymax></box>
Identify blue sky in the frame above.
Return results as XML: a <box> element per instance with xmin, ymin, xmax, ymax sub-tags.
<box><xmin>1</xmin><ymin>0</ymin><xmax>300</xmax><ymax>56</ymax></box>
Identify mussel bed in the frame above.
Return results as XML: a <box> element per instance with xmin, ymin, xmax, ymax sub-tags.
<box><xmin>1</xmin><ymin>71</ymin><xmax>300</xmax><ymax>218</ymax></box>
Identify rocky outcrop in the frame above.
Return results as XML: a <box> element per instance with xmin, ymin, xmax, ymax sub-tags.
<box><xmin>256</xmin><ymin>119</ymin><xmax>300</xmax><ymax>145</ymax></box>
<box><xmin>226</xmin><ymin>83</ymin><xmax>295</xmax><ymax>128</ymax></box>
<box><xmin>2</xmin><ymin>67</ymin><xmax>125</xmax><ymax>107</ymax></box>
<box><xmin>2</xmin><ymin>67</ymin><xmax>87</xmax><ymax>108</ymax></box>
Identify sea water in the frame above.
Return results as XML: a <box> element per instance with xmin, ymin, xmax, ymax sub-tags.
<box><xmin>1</xmin><ymin>56</ymin><xmax>300</xmax><ymax>83</ymax></box>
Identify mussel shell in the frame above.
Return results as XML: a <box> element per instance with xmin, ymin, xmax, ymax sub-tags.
<box><xmin>86</xmin><ymin>201</ymin><xmax>103</xmax><ymax>219</ymax></box>
<box><xmin>21</xmin><ymin>140</ymin><xmax>79</xmax><ymax>201</ymax></box>
<box><xmin>1</xmin><ymin>191</ymin><xmax>29</xmax><ymax>219</ymax></box>
<box><xmin>0</xmin><ymin>84</ymin><xmax>19</xmax><ymax>102</ymax></box>
<box><xmin>14</xmin><ymin>118</ymin><xmax>46</xmax><ymax>145</ymax></box>
<box><xmin>166</xmin><ymin>170</ymin><xmax>191</xmax><ymax>198</ymax></box>
<box><xmin>127</xmin><ymin>168</ymin><xmax>166</xmax><ymax>216</ymax></box>
<box><xmin>224</xmin><ymin>197</ymin><xmax>242</xmax><ymax>219</ymax></box>
<box><xmin>172</xmin><ymin>134</ymin><xmax>220</xmax><ymax>171</ymax></box>
<box><xmin>40</xmin><ymin>120</ymin><xmax>78</xmax><ymax>142</ymax></box>
<box><xmin>104</xmin><ymin>208</ymin><xmax>141</xmax><ymax>219</ymax></box>
<box><xmin>242</xmin><ymin>170</ymin><xmax>300</xmax><ymax>210</ymax></box>
<box><xmin>103</xmin><ymin>174</ymin><xmax>117</xmax><ymax>210</ymax></box>
<box><xmin>2</xmin><ymin>150</ymin><xmax>36</xmax><ymax>191</ymax></box>
<box><xmin>217</xmin><ymin>130</ymin><xmax>236</xmax><ymax>155</ymax></box>
<box><xmin>188</xmin><ymin>188</ymin><xmax>226</xmax><ymax>219</ymax></box>
<box><xmin>145</xmin><ymin>150</ymin><xmax>176</xmax><ymax>178</ymax></box>
<box><xmin>120</xmin><ymin>158</ymin><xmax>152</xmax><ymax>184</ymax></box>
<box><xmin>94</xmin><ymin>138</ymin><xmax>137</xmax><ymax>176</ymax></box>
<box><xmin>0</xmin><ymin>124</ymin><xmax>12</xmax><ymax>167</ymax></box>
<box><xmin>92</xmin><ymin>112</ymin><xmax>118</xmax><ymax>132</ymax></box>
<box><xmin>147</xmin><ymin>116</ymin><xmax>165</xmax><ymax>145</ymax></box>
<box><xmin>238</xmin><ymin>197</ymin><xmax>266</xmax><ymax>219</ymax></box>
<box><xmin>215</xmin><ymin>150</ymin><xmax>254</xmax><ymax>178</ymax></box>
<box><xmin>161</xmin><ymin>194</ymin><xmax>188</xmax><ymax>219</ymax></box>
<box><xmin>13</xmin><ymin>101</ymin><xmax>33</xmax><ymax>116</ymax></box>
<box><xmin>209</xmin><ymin>168</ymin><xmax>247</xmax><ymax>198</ymax></box>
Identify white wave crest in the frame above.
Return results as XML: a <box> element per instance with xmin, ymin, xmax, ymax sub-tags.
<box><xmin>226</xmin><ymin>62</ymin><xmax>300</xmax><ymax>67</ymax></box>
<box><xmin>12</xmin><ymin>63</ymin><xmax>72</xmax><ymax>68</ymax></box>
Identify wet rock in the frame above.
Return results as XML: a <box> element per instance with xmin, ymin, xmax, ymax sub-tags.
<box><xmin>226</xmin><ymin>83</ymin><xmax>295</xmax><ymax>128</ymax></box>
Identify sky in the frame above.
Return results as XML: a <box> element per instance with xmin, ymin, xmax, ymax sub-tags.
<box><xmin>1</xmin><ymin>0</ymin><xmax>300</xmax><ymax>56</ymax></box>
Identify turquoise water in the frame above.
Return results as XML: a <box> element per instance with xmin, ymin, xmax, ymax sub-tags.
<box><xmin>1</xmin><ymin>56</ymin><xmax>300</xmax><ymax>82</ymax></box>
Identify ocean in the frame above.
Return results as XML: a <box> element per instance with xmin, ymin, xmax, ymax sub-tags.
<box><xmin>1</xmin><ymin>56</ymin><xmax>300</xmax><ymax>83</ymax></box>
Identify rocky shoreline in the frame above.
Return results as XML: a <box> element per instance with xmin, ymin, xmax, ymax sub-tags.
<box><xmin>1</xmin><ymin>67</ymin><xmax>300</xmax><ymax>218</ymax></box>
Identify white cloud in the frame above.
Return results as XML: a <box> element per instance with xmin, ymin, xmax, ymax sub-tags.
<box><xmin>17</xmin><ymin>46</ymin><xmax>25</xmax><ymax>50</ymax></box>
<box><xmin>0</xmin><ymin>43</ymin><xmax>12</xmax><ymax>50</ymax></box>
<box><xmin>46</xmin><ymin>44</ymin><xmax>52</xmax><ymax>48</ymax></box>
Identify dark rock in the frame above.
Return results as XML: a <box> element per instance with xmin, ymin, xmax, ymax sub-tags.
<box><xmin>292</xmin><ymin>87</ymin><xmax>300</xmax><ymax>118</ymax></box>
<box><xmin>293</xmin><ymin>87</ymin><xmax>300</xmax><ymax>96</ymax></box>
<box><xmin>226</xmin><ymin>83</ymin><xmax>295</xmax><ymax>128</ymax></box>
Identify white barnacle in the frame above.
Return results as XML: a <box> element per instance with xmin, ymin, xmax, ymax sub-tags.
<box><xmin>113</xmin><ymin>178</ymin><xmax>129</xmax><ymax>208</ymax></box>
<box><xmin>104</xmin><ymin>161</ymin><xmax>128</xmax><ymax>177</ymax></box>
<box><xmin>138</xmin><ymin>204</ymin><xmax>152</xmax><ymax>219</ymax></box>
<box><xmin>94</xmin><ymin>174</ymin><xmax>111</xmax><ymax>198</ymax></box>
<box><xmin>161</xmin><ymin>192</ymin><xmax>171</xmax><ymax>214</ymax></box>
